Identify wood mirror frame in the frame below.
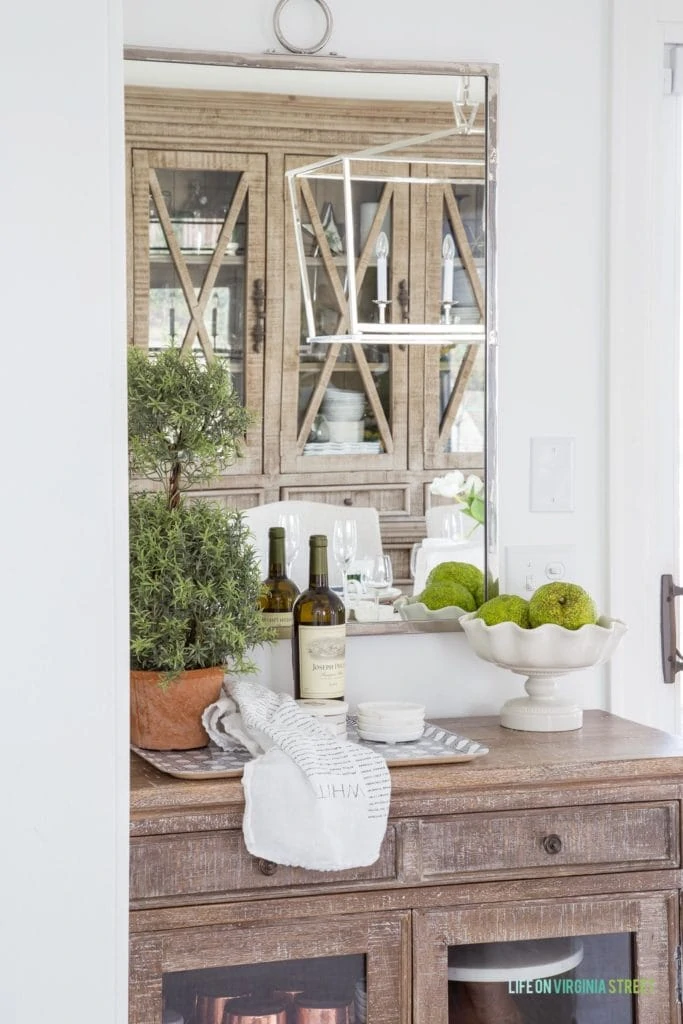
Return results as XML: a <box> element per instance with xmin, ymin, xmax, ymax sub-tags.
<box><xmin>123</xmin><ymin>48</ymin><xmax>499</xmax><ymax>636</ymax></box>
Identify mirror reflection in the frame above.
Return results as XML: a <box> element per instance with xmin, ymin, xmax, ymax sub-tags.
<box><xmin>124</xmin><ymin>53</ymin><xmax>497</xmax><ymax>633</ymax></box>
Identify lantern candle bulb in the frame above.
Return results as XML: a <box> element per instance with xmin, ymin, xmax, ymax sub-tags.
<box><xmin>373</xmin><ymin>231</ymin><xmax>390</xmax><ymax>324</ymax></box>
<box><xmin>442</xmin><ymin>234</ymin><xmax>455</xmax><ymax>306</ymax></box>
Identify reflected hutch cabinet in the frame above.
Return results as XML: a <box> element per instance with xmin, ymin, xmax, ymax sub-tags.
<box><xmin>125</xmin><ymin>88</ymin><xmax>486</xmax><ymax>579</ymax></box>
<box><xmin>130</xmin><ymin>712</ymin><xmax>683</xmax><ymax>1023</ymax></box>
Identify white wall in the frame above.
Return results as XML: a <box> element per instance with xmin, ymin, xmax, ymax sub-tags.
<box><xmin>0</xmin><ymin>0</ymin><xmax>128</xmax><ymax>1021</ymax></box>
<box><xmin>124</xmin><ymin>0</ymin><xmax>611</xmax><ymax>715</ymax></box>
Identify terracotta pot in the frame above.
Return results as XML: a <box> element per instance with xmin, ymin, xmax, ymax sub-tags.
<box><xmin>130</xmin><ymin>666</ymin><xmax>224</xmax><ymax>750</ymax></box>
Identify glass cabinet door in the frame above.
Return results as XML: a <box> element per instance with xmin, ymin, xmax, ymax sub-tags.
<box><xmin>131</xmin><ymin>150</ymin><xmax>266</xmax><ymax>477</ymax></box>
<box><xmin>413</xmin><ymin>894</ymin><xmax>677</xmax><ymax>1023</ymax></box>
<box><xmin>130</xmin><ymin>911</ymin><xmax>410</xmax><ymax>1024</ymax></box>
<box><xmin>281</xmin><ymin>156</ymin><xmax>409</xmax><ymax>475</ymax></box>
<box><xmin>421</xmin><ymin>169</ymin><xmax>486</xmax><ymax>474</ymax></box>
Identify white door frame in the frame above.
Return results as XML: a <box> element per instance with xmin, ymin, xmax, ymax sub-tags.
<box><xmin>608</xmin><ymin>0</ymin><xmax>683</xmax><ymax>729</ymax></box>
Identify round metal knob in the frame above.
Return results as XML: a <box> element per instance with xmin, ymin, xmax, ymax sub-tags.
<box><xmin>542</xmin><ymin>834</ymin><xmax>563</xmax><ymax>855</ymax></box>
<box><xmin>257</xmin><ymin>857</ymin><xmax>278</xmax><ymax>876</ymax></box>
<box><xmin>343</xmin><ymin>497</ymin><xmax>353</xmax><ymax>506</ymax></box>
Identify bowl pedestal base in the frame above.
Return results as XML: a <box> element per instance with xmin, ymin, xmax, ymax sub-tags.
<box><xmin>500</xmin><ymin>672</ymin><xmax>582</xmax><ymax>732</ymax></box>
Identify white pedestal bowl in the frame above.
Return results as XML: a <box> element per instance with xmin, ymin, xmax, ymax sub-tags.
<box><xmin>459</xmin><ymin>613</ymin><xmax>627</xmax><ymax>732</ymax></box>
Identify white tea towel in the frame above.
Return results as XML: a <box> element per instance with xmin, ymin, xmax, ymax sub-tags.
<box><xmin>202</xmin><ymin>680</ymin><xmax>391</xmax><ymax>871</ymax></box>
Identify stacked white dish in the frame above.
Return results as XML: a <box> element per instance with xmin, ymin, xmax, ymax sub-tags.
<box><xmin>356</xmin><ymin>701</ymin><xmax>426</xmax><ymax>743</ymax></box>
<box><xmin>295</xmin><ymin>698</ymin><xmax>348</xmax><ymax>739</ymax></box>
<box><xmin>322</xmin><ymin>386</ymin><xmax>365</xmax><ymax>422</ymax></box>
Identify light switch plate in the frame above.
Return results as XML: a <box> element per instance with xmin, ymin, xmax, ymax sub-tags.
<box><xmin>530</xmin><ymin>437</ymin><xmax>575</xmax><ymax>512</ymax></box>
<box><xmin>504</xmin><ymin>545</ymin><xmax>578</xmax><ymax>598</ymax></box>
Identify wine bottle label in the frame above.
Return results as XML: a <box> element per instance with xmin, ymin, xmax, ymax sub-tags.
<box><xmin>297</xmin><ymin>624</ymin><xmax>346</xmax><ymax>699</ymax></box>
<box><xmin>262</xmin><ymin>611</ymin><xmax>294</xmax><ymax>628</ymax></box>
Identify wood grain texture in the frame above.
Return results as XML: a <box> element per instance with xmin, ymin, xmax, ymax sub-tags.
<box><xmin>130</xmin><ymin>711</ymin><xmax>683</xmax><ymax>1023</ymax></box>
<box><xmin>126</xmin><ymin>88</ymin><xmax>486</xmax><ymax>559</ymax></box>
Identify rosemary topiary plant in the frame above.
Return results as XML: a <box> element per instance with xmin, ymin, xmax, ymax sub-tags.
<box><xmin>128</xmin><ymin>346</ymin><xmax>273</xmax><ymax>681</ymax></box>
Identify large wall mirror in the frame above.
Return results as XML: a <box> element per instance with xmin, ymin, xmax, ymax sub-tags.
<box><xmin>123</xmin><ymin>49</ymin><xmax>498</xmax><ymax>635</ymax></box>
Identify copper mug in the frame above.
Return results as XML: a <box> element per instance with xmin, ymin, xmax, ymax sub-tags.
<box><xmin>225</xmin><ymin>998</ymin><xmax>288</xmax><ymax>1024</ymax></box>
<box><xmin>194</xmin><ymin>981</ymin><xmax>254</xmax><ymax>1024</ymax></box>
<box><xmin>293</xmin><ymin>996</ymin><xmax>352</xmax><ymax>1024</ymax></box>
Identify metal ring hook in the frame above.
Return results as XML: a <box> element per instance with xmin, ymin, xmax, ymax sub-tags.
<box><xmin>273</xmin><ymin>0</ymin><xmax>333</xmax><ymax>55</ymax></box>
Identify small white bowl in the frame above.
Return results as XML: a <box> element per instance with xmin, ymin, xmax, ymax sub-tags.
<box><xmin>357</xmin><ymin>700</ymin><xmax>425</xmax><ymax>722</ymax></box>
<box><xmin>395</xmin><ymin>598</ymin><xmax>469</xmax><ymax>626</ymax></box>
<box><xmin>357</xmin><ymin>725</ymin><xmax>424</xmax><ymax>743</ymax></box>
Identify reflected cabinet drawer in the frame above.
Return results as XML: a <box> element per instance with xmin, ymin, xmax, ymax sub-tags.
<box><xmin>418</xmin><ymin>802</ymin><xmax>680</xmax><ymax>880</ymax></box>
<box><xmin>281</xmin><ymin>484</ymin><xmax>410</xmax><ymax>516</ymax></box>
<box><xmin>130</xmin><ymin>825</ymin><xmax>397</xmax><ymax>902</ymax></box>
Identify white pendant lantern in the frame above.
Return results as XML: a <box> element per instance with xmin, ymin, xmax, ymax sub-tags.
<box><xmin>286</xmin><ymin>86</ymin><xmax>486</xmax><ymax>347</ymax></box>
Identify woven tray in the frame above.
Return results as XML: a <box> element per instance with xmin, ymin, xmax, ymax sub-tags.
<box><xmin>131</xmin><ymin>718</ymin><xmax>489</xmax><ymax>780</ymax></box>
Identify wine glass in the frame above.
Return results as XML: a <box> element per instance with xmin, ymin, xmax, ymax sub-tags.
<box><xmin>277</xmin><ymin>513</ymin><xmax>301</xmax><ymax>579</ymax></box>
<box><xmin>363</xmin><ymin>554</ymin><xmax>393</xmax><ymax>619</ymax></box>
<box><xmin>332</xmin><ymin>519</ymin><xmax>358</xmax><ymax>609</ymax></box>
<box><xmin>409</xmin><ymin>542</ymin><xmax>422</xmax><ymax>592</ymax></box>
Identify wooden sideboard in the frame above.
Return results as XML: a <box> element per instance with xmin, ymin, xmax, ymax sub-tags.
<box><xmin>130</xmin><ymin>711</ymin><xmax>683</xmax><ymax>1023</ymax></box>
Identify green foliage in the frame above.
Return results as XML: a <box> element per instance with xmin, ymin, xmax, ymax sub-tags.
<box><xmin>129</xmin><ymin>493</ymin><xmax>273</xmax><ymax>674</ymax></box>
<box><xmin>127</xmin><ymin>346</ymin><xmax>273</xmax><ymax>675</ymax></box>
<box><xmin>128</xmin><ymin>346</ymin><xmax>252</xmax><ymax>506</ymax></box>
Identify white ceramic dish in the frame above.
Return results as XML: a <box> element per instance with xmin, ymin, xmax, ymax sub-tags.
<box><xmin>327</xmin><ymin>420</ymin><xmax>364</xmax><ymax>442</ymax></box>
<box><xmin>356</xmin><ymin>726</ymin><xmax>424</xmax><ymax>743</ymax></box>
<box><xmin>459</xmin><ymin>613</ymin><xmax>628</xmax><ymax>671</ymax></box>
<box><xmin>351</xmin><ymin>601</ymin><xmax>399</xmax><ymax>623</ymax></box>
<box><xmin>459</xmin><ymin>613</ymin><xmax>628</xmax><ymax>732</ymax></box>
<box><xmin>357</xmin><ymin>700</ymin><xmax>426</xmax><ymax>721</ymax></box>
<box><xmin>357</xmin><ymin>714</ymin><xmax>424</xmax><ymax>731</ymax></box>
<box><xmin>395</xmin><ymin>598</ymin><xmax>469</xmax><ymax>626</ymax></box>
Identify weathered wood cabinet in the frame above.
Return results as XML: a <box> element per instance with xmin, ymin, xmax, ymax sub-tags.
<box><xmin>125</xmin><ymin>88</ymin><xmax>486</xmax><ymax>582</ymax></box>
<box><xmin>130</xmin><ymin>712</ymin><xmax>683</xmax><ymax>1022</ymax></box>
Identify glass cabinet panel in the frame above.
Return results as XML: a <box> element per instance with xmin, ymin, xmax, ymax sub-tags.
<box><xmin>163</xmin><ymin>954</ymin><xmax>365</xmax><ymax>1024</ymax></box>
<box><xmin>448</xmin><ymin>934</ymin><xmax>634</xmax><ymax>1023</ymax></box>
<box><xmin>282</xmin><ymin>155</ymin><xmax>409</xmax><ymax>474</ymax></box>
<box><xmin>130</xmin><ymin>911</ymin><xmax>408</xmax><ymax>1024</ymax></box>
<box><xmin>423</xmin><ymin>172</ymin><xmax>486</xmax><ymax>470</ymax></box>
<box><xmin>132</xmin><ymin>150</ymin><xmax>266</xmax><ymax>477</ymax></box>
<box><xmin>414</xmin><ymin>895</ymin><xmax>675</xmax><ymax>1024</ymax></box>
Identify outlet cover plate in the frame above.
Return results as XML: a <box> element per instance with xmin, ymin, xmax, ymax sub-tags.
<box><xmin>504</xmin><ymin>545</ymin><xmax>578</xmax><ymax>598</ymax></box>
<box><xmin>530</xmin><ymin>437</ymin><xmax>575</xmax><ymax>512</ymax></box>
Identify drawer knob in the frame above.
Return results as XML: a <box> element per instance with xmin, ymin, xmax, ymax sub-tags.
<box><xmin>542</xmin><ymin>833</ymin><xmax>563</xmax><ymax>855</ymax></box>
<box><xmin>257</xmin><ymin>857</ymin><xmax>278</xmax><ymax>876</ymax></box>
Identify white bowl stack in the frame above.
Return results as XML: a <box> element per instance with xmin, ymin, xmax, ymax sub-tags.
<box><xmin>322</xmin><ymin>386</ymin><xmax>365</xmax><ymax>423</ymax></box>
<box><xmin>295</xmin><ymin>698</ymin><xmax>348</xmax><ymax>739</ymax></box>
<box><xmin>356</xmin><ymin>701</ymin><xmax>426</xmax><ymax>742</ymax></box>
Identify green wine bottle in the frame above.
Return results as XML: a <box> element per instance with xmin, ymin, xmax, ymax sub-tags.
<box><xmin>260</xmin><ymin>526</ymin><xmax>300</xmax><ymax>627</ymax></box>
<box><xmin>292</xmin><ymin>534</ymin><xmax>346</xmax><ymax>700</ymax></box>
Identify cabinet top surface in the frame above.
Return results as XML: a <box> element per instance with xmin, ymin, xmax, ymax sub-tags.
<box><xmin>130</xmin><ymin>711</ymin><xmax>683</xmax><ymax>818</ymax></box>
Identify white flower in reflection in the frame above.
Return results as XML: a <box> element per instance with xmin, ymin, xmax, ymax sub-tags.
<box><xmin>429</xmin><ymin>472</ymin><xmax>485</xmax><ymax>528</ymax></box>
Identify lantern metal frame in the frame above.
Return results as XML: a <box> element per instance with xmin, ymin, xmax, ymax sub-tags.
<box><xmin>286</xmin><ymin>118</ymin><xmax>486</xmax><ymax>346</ymax></box>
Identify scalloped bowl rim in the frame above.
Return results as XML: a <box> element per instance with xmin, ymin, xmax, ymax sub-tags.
<box><xmin>459</xmin><ymin>613</ymin><xmax>626</xmax><ymax>636</ymax></box>
<box><xmin>395</xmin><ymin>600</ymin><xmax>471</xmax><ymax>622</ymax></box>
<box><xmin>459</xmin><ymin>613</ymin><xmax>628</xmax><ymax>671</ymax></box>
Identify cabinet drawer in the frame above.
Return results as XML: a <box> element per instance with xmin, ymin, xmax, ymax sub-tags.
<box><xmin>130</xmin><ymin>825</ymin><xmax>397</xmax><ymax>902</ymax></box>
<box><xmin>418</xmin><ymin>802</ymin><xmax>679</xmax><ymax>879</ymax></box>
<box><xmin>281</xmin><ymin>484</ymin><xmax>410</xmax><ymax>516</ymax></box>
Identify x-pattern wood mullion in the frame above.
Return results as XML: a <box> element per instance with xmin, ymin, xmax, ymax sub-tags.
<box><xmin>149</xmin><ymin>169</ymin><xmax>250</xmax><ymax>363</ymax></box>
<box><xmin>148</xmin><ymin>170</ymin><xmax>213</xmax><ymax>361</ymax></box>
<box><xmin>438</xmin><ymin>185</ymin><xmax>485</xmax><ymax>448</ymax></box>
<box><xmin>296</xmin><ymin>178</ymin><xmax>396</xmax><ymax>454</ymax></box>
<box><xmin>181</xmin><ymin>175</ymin><xmax>249</xmax><ymax>359</ymax></box>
